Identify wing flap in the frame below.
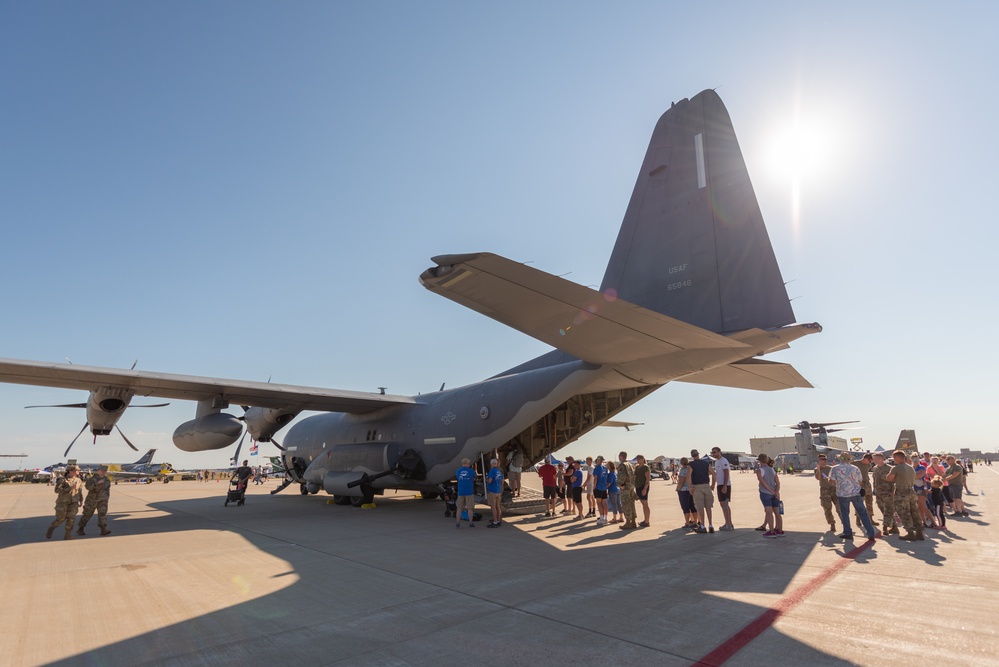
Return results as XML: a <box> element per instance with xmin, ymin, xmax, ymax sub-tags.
<box><xmin>674</xmin><ymin>358</ymin><xmax>812</xmax><ymax>391</ymax></box>
<box><xmin>0</xmin><ymin>359</ymin><xmax>416</xmax><ymax>413</ymax></box>
<box><xmin>420</xmin><ymin>253</ymin><xmax>747</xmax><ymax>364</ymax></box>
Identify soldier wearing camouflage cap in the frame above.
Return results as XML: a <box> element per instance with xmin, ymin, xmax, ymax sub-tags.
<box><xmin>46</xmin><ymin>465</ymin><xmax>83</xmax><ymax>540</ymax></box>
<box><xmin>78</xmin><ymin>465</ymin><xmax>112</xmax><ymax>536</ymax></box>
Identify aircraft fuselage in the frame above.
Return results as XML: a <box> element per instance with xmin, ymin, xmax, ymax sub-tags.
<box><xmin>288</xmin><ymin>359</ymin><xmax>606</xmax><ymax>497</ymax></box>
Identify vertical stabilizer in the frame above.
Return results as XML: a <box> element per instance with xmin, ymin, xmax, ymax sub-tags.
<box><xmin>600</xmin><ymin>90</ymin><xmax>795</xmax><ymax>334</ymax></box>
<box><xmin>133</xmin><ymin>449</ymin><xmax>156</xmax><ymax>466</ymax></box>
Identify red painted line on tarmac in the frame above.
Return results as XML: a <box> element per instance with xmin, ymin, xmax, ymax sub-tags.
<box><xmin>692</xmin><ymin>539</ymin><xmax>875</xmax><ymax>667</ymax></box>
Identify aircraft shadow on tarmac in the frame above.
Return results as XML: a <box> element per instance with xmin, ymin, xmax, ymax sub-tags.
<box><xmin>7</xmin><ymin>492</ymin><xmax>878</xmax><ymax>667</ymax></box>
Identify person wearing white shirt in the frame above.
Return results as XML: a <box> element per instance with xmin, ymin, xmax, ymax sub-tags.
<box><xmin>710</xmin><ymin>447</ymin><xmax>734</xmax><ymax>531</ymax></box>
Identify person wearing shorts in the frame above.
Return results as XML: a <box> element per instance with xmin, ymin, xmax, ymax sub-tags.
<box><xmin>592</xmin><ymin>456</ymin><xmax>609</xmax><ymax>525</ymax></box>
<box><xmin>507</xmin><ymin>451</ymin><xmax>522</xmax><ymax>498</ymax></box>
<box><xmin>455</xmin><ymin>459</ymin><xmax>477</xmax><ymax>528</ymax></box>
<box><xmin>711</xmin><ymin>447</ymin><xmax>734</xmax><ymax>531</ymax></box>
<box><xmin>582</xmin><ymin>457</ymin><xmax>596</xmax><ymax>517</ymax></box>
<box><xmin>676</xmin><ymin>457</ymin><xmax>697</xmax><ymax>529</ymax></box>
<box><xmin>486</xmin><ymin>458</ymin><xmax>504</xmax><ymax>528</ymax></box>
<box><xmin>687</xmin><ymin>449</ymin><xmax>714</xmax><ymax>533</ymax></box>
<box><xmin>606</xmin><ymin>462</ymin><xmax>622</xmax><ymax>523</ymax></box>
<box><xmin>561</xmin><ymin>459</ymin><xmax>575</xmax><ymax>515</ymax></box>
<box><xmin>538</xmin><ymin>457</ymin><xmax>558</xmax><ymax>517</ymax></box>
<box><xmin>945</xmin><ymin>456</ymin><xmax>967</xmax><ymax>516</ymax></box>
<box><xmin>756</xmin><ymin>453</ymin><xmax>783</xmax><ymax>537</ymax></box>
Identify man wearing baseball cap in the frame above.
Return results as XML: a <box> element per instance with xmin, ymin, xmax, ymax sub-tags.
<box><xmin>78</xmin><ymin>465</ymin><xmax>112</xmax><ymax>536</ymax></box>
<box><xmin>829</xmin><ymin>452</ymin><xmax>879</xmax><ymax>540</ymax></box>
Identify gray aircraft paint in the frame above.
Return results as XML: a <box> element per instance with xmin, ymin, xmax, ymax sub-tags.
<box><xmin>47</xmin><ymin>448</ymin><xmax>158</xmax><ymax>473</ymax></box>
<box><xmin>0</xmin><ymin>90</ymin><xmax>820</xmax><ymax>503</ymax></box>
<box><xmin>600</xmin><ymin>90</ymin><xmax>795</xmax><ymax>334</ymax></box>
<box><xmin>282</xmin><ymin>89</ymin><xmax>817</xmax><ymax>500</ymax></box>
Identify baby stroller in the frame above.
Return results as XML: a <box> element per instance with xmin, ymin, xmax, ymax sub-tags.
<box><xmin>441</xmin><ymin>483</ymin><xmax>458</xmax><ymax>518</ymax></box>
<box><xmin>441</xmin><ymin>482</ymin><xmax>482</xmax><ymax>521</ymax></box>
<box><xmin>225</xmin><ymin>478</ymin><xmax>246</xmax><ymax>506</ymax></box>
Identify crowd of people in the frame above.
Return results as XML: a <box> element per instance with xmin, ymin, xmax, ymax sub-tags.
<box><xmin>457</xmin><ymin>448</ymin><xmax>750</xmax><ymax>534</ymax></box>
<box><xmin>532</xmin><ymin>452</ymin><xmax>650</xmax><ymax>529</ymax></box>
<box><xmin>817</xmin><ymin>449</ymin><xmax>979</xmax><ymax>541</ymax></box>
<box><xmin>195</xmin><ymin>466</ymin><xmax>270</xmax><ymax>483</ymax></box>
<box><xmin>452</xmin><ymin>447</ymin><xmax>983</xmax><ymax>543</ymax></box>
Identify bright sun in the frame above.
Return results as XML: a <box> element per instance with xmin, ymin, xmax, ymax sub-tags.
<box><xmin>762</xmin><ymin>111</ymin><xmax>843</xmax><ymax>232</ymax></box>
<box><xmin>764</xmin><ymin>116</ymin><xmax>836</xmax><ymax>184</ymax></box>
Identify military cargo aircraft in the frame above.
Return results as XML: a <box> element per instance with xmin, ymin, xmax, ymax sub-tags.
<box><xmin>0</xmin><ymin>90</ymin><xmax>820</xmax><ymax>506</ymax></box>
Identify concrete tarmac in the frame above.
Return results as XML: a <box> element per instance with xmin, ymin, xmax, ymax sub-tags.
<box><xmin>1</xmin><ymin>466</ymin><xmax>997</xmax><ymax>666</ymax></box>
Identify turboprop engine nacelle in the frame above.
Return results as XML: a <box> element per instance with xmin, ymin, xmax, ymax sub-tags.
<box><xmin>87</xmin><ymin>387</ymin><xmax>135</xmax><ymax>435</ymax></box>
<box><xmin>172</xmin><ymin>413</ymin><xmax>243</xmax><ymax>452</ymax></box>
<box><xmin>242</xmin><ymin>406</ymin><xmax>299</xmax><ymax>442</ymax></box>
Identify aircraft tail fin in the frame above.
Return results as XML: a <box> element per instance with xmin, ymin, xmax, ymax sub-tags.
<box><xmin>600</xmin><ymin>90</ymin><xmax>795</xmax><ymax>334</ymax></box>
<box><xmin>133</xmin><ymin>448</ymin><xmax>156</xmax><ymax>465</ymax></box>
<box><xmin>895</xmin><ymin>430</ymin><xmax>917</xmax><ymax>451</ymax></box>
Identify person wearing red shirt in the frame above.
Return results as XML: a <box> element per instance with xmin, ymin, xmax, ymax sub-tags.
<box><xmin>538</xmin><ymin>459</ymin><xmax>558</xmax><ymax>517</ymax></box>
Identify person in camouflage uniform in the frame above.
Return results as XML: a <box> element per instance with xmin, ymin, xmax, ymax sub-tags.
<box><xmin>887</xmin><ymin>450</ymin><xmax>923</xmax><ymax>541</ymax></box>
<box><xmin>77</xmin><ymin>465</ymin><xmax>112</xmax><ymax>536</ymax></box>
<box><xmin>46</xmin><ymin>465</ymin><xmax>84</xmax><ymax>540</ymax></box>
<box><xmin>813</xmin><ymin>454</ymin><xmax>838</xmax><ymax>532</ymax></box>
<box><xmin>871</xmin><ymin>452</ymin><xmax>897</xmax><ymax>534</ymax></box>
<box><xmin>616</xmin><ymin>451</ymin><xmax>637</xmax><ymax>530</ymax></box>
<box><xmin>852</xmin><ymin>454</ymin><xmax>875</xmax><ymax>526</ymax></box>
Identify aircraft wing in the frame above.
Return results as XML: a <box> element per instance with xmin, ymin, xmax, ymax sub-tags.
<box><xmin>0</xmin><ymin>359</ymin><xmax>417</xmax><ymax>413</ymax></box>
<box><xmin>419</xmin><ymin>253</ymin><xmax>748</xmax><ymax>364</ymax></box>
<box><xmin>675</xmin><ymin>359</ymin><xmax>812</xmax><ymax>391</ymax></box>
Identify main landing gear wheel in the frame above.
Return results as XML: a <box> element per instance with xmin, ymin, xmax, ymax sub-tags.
<box><xmin>420</xmin><ymin>491</ymin><xmax>440</xmax><ymax>500</ymax></box>
<box><xmin>299</xmin><ymin>484</ymin><xmax>309</xmax><ymax>496</ymax></box>
<box><xmin>333</xmin><ymin>495</ymin><xmax>352</xmax><ymax>506</ymax></box>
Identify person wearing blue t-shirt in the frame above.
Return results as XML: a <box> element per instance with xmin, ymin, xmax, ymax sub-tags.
<box><xmin>571</xmin><ymin>463</ymin><xmax>585</xmax><ymax>520</ymax></box>
<box><xmin>486</xmin><ymin>458</ymin><xmax>504</xmax><ymax>528</ymax></box>
<box><xmin>592</xmin><ymin>456</ymin><xmax>610</xmax><ymax>525</ymax></box>
<box><xmin>607</xmin><ymin>462</ymin><xmax>622</xmax><ymax>523</ymax></box>
<box><xmin>455</xmin><ymin>459</ymin><xmax>477</xmax><ymax>528</ymax></box>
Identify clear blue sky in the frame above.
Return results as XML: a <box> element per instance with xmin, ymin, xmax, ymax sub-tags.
<box><xmin>2</xmin><ymin>3</ymin><xmax>997</xmax><ymax>470</ymax></box>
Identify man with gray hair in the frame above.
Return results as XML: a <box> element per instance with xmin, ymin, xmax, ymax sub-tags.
<box><xmin>829</xmin><ymin>452</ymin><xmax>878</xmax><ymax>541</ymax></box>
<box><xmin>455</xmin><ymin>458</ymin><xmax>477</xmax><ymax>528</ymax></box>
<box><xmin>486</xmin><ymin>458</ymin><xmax>504</xmax><ymax>528</ymax></box>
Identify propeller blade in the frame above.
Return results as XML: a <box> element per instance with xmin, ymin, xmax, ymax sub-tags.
<box><xmin>131</xmin><ymin>403</ymin><xmax>170</xmax><ymax>408</ymax></box>
<box><xmin>64</xmin><ymin>422</ymin><xmax>90</xmax><ymax>457</ymax></box>
<box><xmin>271</xmin><ymin>438</ymin><xmax>286</xmax><ymax>451</ymax></box>
<box><xmin>233</xmin><ymin>430</ymin><xmax>248</xmax><ymax>463</ymax></box>
<box><xmin>114</xmin><ymin>425</ymin><xmax>140</xmax><ymax>452</ymax></box>
<box><xmin>130</xmin><ymin>360</ymin><xmax>138</xmax><ymax>370</ymax></box>
<box><xmin>26</xmin><ymin>403</ymin><xmax>87</xmax><ymax>409</ymax></box>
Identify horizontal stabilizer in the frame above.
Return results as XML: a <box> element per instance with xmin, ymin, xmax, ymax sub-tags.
<box><xmin>602</xmin><ymin>420</ymin><xmax>644</xmax><ymax>431</ymax></box>
<box><xmin>674</xmin><ymin>359</ymin><xmax>812</xmax><ymax>391</ymax></box>
<box><xmin>420</xmin><ymin>253</ymin><xmax>748</xmax><ymax>365</ymax></box>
